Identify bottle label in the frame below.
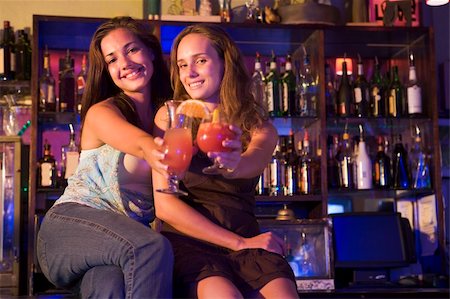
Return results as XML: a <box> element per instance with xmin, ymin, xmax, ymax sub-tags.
<box><xmin>389</xmin><ymin>90</ymin><xmax>397</xmax><ymax>116</ymax></box>
<box><xmin>354</xmin><ymin>87</ymin><xmax>362</xmax><ymax>103</ymax></box>
<box><xmin>10</xmin><ymin>52</ymin><xmax>16</xmax><ymax>72</ymax></box>
<box><xmin>407</xmin><ymin>85</ymin><xmax>422</xmax><ymax>114</ymax></box>
<box><xmin>40</xmin><ymin>162</ymin><xmax>53</xmax><ymax>187</ymax></box>
<box><xmin>0</xmin><ymin>48</ymin><xmax>4</xmax><ymax>73</ymax></box>
<box><xmin>266</xmin><ymin>82</ymin><xmax>275</xmax><ymax>112</ymax></box>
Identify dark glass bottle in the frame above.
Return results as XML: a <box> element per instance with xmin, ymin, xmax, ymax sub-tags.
<box><xmin>39</xmin><ymin>47</ymin><xmax>56</xmax><ymax>112</ymax></box>
<box><xmin>0</xmin><ymin>20</ymin><xmax>15</xmax><ymax>80</ymax></box>
<box><xmin>388</xmin><ymin>66</ymin><xmax>406</xmax><ymax>117</ymax></box>
<box><xmin>337</xmin><ymin>60</ymin><xmax>353</xmax><ymax>117</ymax></box>
<box><xmin>353</xmin><ymin>55</ymin><xmax>370</xmax><ymax>117</ymax></box>
<box><xmin>392</xmin><ymin>134</ymin><xmax>410</xmax><ymax>189</ymax></box>
<box><xmin>250</xmin><ymin>52</ymin><xmax>266</xmax><ymax>110</ymax></box>
<box><xmin>369</xmin><ymin>57</ymin><xmax>386</xmax><ymax>117</ymax></box>
<box><xmin>285</xmin><ymin>130</ymin><xmax>299</xmax><ymax>195</ymax></box>
<box><xmin>37</xmin><ymin>140</ymin><xmax>57</xmax><ymax>188</ymax></box>
<box><xmin>325</xmin><ymin>63</ymin><xmax>337</xmax><ymax>117</ymax></box>
<box><xmin>373</xmin><ymin>135</ymin><xmax>392</xmax><ymax>188</ymax></box>
<box><xmin>336</xmin><ymin>131</ymin><xmax>354</xmax><ymax>189</ymax></box>
<box><xmin>281</xmin><ymin>54</ymin><xmax>296</xmax><ymax>117</ymax></box>
<box><xmin>59</xmin><ymin>49</ymin><xmax>76</xmax><ymax>112</ymax></box>
<box><xmin>266</xmin><ymin>52</ymin><xmax>281</xmax><ymax>117</ymax></box>
<box><xmin>327</xmin><ymin>135</ymin><xmax>340</xmax><ymax>189</ymax></box>
<box><xmin>76</xmin><ymin>54</ymin><xmax>88</xmax><ymax>114</ymax></box>
<box><xmin>269</xmin><ymin>137</ymin><xmax>286</xmax><ymax>195</ymax></box>
<box><xmin>15</xmin><ymin>29</ymin><xmax>32</xmax><ymax>80</ymax></box>
<box><xmin>299</xmin><ymin>130</ymin><xmax>318</xmax><ymax>194</ymax></box>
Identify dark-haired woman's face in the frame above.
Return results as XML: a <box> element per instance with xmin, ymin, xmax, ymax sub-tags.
<box><xmin>101</xmin><ymin>28</ymin><xmax>154</xmax><ymax>97</ymax></box>
<box><xmin>176</xmin><ymin>33</ymin><xmax>224</xmax><ymax>105</ymax></box>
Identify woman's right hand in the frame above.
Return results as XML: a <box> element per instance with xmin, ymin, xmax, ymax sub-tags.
<box><xmin>237</xmin><ymin>231</ymin><xmax>286</xmax><ymax>256</ymax></box>
<box><xmin>149</xmin><ymin>137</ymin><xmax>169</xmax><ymax>179</ymax></box>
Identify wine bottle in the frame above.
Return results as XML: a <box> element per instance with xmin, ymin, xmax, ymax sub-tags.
<box><xmin>406</xmin><ymin>53</ymin><xmax>422</xmax><ymax>116</ymax></box>
<box><xmin>354</xmin><ymin>125</ymin><xmax>373</xmax><ymax>189</ymax></box>
<box><xmin>269</xmin><ymin>137</ymin><xmax>286</xmax><ymax>195</ymax></box>
<box><xmin>373</xmin><ymin>135</ymin><xmax>392</xmax><ymax>188</ymax></box>
<box><xmin>299</xmin><ymin>130</ymin><xmax>317</xmax><ymax>194</ymax></box>
<box><xmin>76</xmin><ymin>54</ymin><xmax>88</xmax><ymax>115</ymax></box>
<box><xmin>37</xmin><ymin>140</ymin><xmax>57</xmax><ymax>188</ymax></box>
<box><xmin>353</xmin><ymin>54</ymin><xmax>370</xmax><ymax>117</ymax></box>
<box><xmin>15</xmin><ymin>29</ymin><xmax>32</xmax><ymax>81</ymax></box>
<box><xmin>388</xmin><ymin>66</ymin><xmax>406</xmax><ymax>117</ymax></box>
<box><xmin>327</xmin><ymin>135</ymin><xmax>340</xmax><ymax>189</ymax></box>
<box><xmin>285</xmin><ymin>129</ymin><xmax>299</xmax><ymax>195</ymax></box>
<box><xmin>337</xmin><ymin>60</ymin><xmax>353</xmax><ymax>117</ymax></box>
<box><xmin>61</xmin><ymin>123</ymin><xmax>80</xmax><ymax>182</ymax></box>
<box><xmin>325</xmin><ymin>63</ymin><xmax>337</xmax><ymax>117</ymax></box>
<box><xmin>59</xmin><ymin>49</ymin><xmax>76</xmax><ymax>112</ymax></box>
<box><xmin>369</xmin><ymin>56</ymin><xmax>386</xmax><ymax>117</ymax></box>
<box><xmin>265</xmin><ymin>51</ymin><xmax>281</xmax><ymax>117</ymax></box>
<box><xmin>298</xmin><ymin>54</ymin><xmax>318</xmax><ymax>117</ymax></box>
<box><xmin>392</xmin><ymin>134</ymin><xmax>410</xmax><ymax>189</ymax></box>
<box><xmin>0</xmin><ymin>20</ymin><xmax>15</xmax><ymax>80</ymax></box>
<box><xmin>256</xmin><ymin>163</ymin><xmax>271</xmax><ymax>195</ymax></box>
<box><xmin>281</xmin><ymin>54</ymin><xmax>296</xmax><ymax>116</ymax></box>
<box><xmin>410</xmin><ymin>125</ymin><xmax>431</xmax><ymax>189</ymax></box>
<box><xmin>39</xmin><ymin>46</ymin><xmax>56</xmax><ymax>112</ymax></box>
<box><xmin>336</xmin><ymin>129</ymin><xmax>354</xmax><ymax>189</ymax></box>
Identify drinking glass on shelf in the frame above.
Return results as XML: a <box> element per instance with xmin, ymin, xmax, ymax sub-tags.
<box><xmin>196</xmin><ymin>108</ymin><xmax>236</xmax><ymax>175</ymax></box>
<box><xmin>156</xmin><ymin>100</ymin><xmax>193</xmax><ymax>196</ymax></box>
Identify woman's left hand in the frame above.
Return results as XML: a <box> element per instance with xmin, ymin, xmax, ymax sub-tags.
<box><xmin>207</xmin><ymin>124</ymin><xmax>242</xmax><ymax>177</ymax></box>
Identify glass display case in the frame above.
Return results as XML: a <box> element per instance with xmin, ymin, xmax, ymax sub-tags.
<box><xmin>0</xmin><ymin>136</ymin><xmax>28</xmax><ymax>296</ymax></box>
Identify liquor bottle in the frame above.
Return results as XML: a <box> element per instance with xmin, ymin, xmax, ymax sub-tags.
<box><xmin>0</xmin><ymin>20</ymin><xmax>15</xmax><ymax>80</ymax></box>
<box><xmin>353</xmin><ymin>54</ymin><xmax>370</xmax><ymax>117</ymax></box>
<box><xmin>327</xmin><ymin>135</ymin><xmax>340</xmax><ymax>189</ymax></box>
<box><xmin>15</xmin><ymin>29</ymin><xmax>32</xmax><ymax>80</ymax></box>
<box><xmin>59</xmin><ymin>49</ymin><xmax>76</xmax><ymax>112</ymax></box>
<box><xmin>392</xmin><ymin>134</ymin><xmax>410</xmax><ymax>189</ymax></box>
<box><xmin>388</xmin><ymin>66</ymin><xmax>406</xmax><ymax>117</ymax></box>
<box><xmin>269</xmin><ymin>137</ymin><xmax>286</xmax><ymax>195</ymax></box>
<box><xmin>76</xmin><ymin>54</ymin><xmax>88</xmax><ymax>114</ymax></box>
<box><xmin>336</xmin><ymin>129</ymin><xmax>354</xmax><ymax>189</ymax></box>
<box><xmin>410</xmin><ymin>125</ymin><xmax>431</xmax><ymax>189</ymax></box>
<box><xmin>39</xmin><ymin>47</ymin><xmax>56</xmax><ymax>112</ymax></box>
<box><xmin>61</xmin><ymin>123</ymin><xmax>80</xmax><ymax>182</ymax></box>
<box><xmin>298</xmin><ymin>54</ymin><xmax>318</xmax><ymax>117</ymax></box>
<box><xmin>37</xmin><ymin>140</ymin><xmax>57</xmax><ymax>188</ymax></box>
<box><xmin>299</xmin><ymin>130</ymin><xmax>315</xmax><ymax>194</ymax></box>
<box><xmin>325</xmin><ymin>63</ymin><xmax>337</xmax><ymax>117</ymax></box>
<box><xmin>336</xmin><ymin>60</ymin><xmax>353</xmax><ymax>117</ymax></box>
<box><xmin>369</xmin><ymin>56</ymin><xmax>386</xmax><ymax>117</ymax></box>
<box><xmin>373</xmin><ymin>135</ymin><xmax>392</xmax><ymax>188</ymax></box>
<box><xmin>285</xmin><ymin>129</ymin><xmax>298</xmax><ymax>195</ymax></box>
<box><xmin>406</xmin><ymin>53</ymin><xmax>422</xmax><ymax>116</ymax></box>
<box><xmin>281</xmin><ymin>54</ymin><xmax>296</xmax><ymax>116</ymax></box>
<box><xmin>354</xmin><ymin>125</ymin><xmax>372</xmax><ymax>189</ymax></box>
<box><xmin>265</xmin><ymin>52</ymin><xmax>281</xmax><ymax>117</ymax></box>
<box><xmin>256</xmin><ymin>163</ymin><xmax>271</xmax><ymax>195</ymax></box>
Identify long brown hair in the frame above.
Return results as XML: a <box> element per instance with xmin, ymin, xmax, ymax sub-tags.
<box><xmin>81</xmin><ymin>16</ymin><xmax>172</xmax><ymax>125</ymax></box>
<box><xmin>169</xmin><ymin>24</ymin><xmax>268</xmax><ymax>147</ymax></box>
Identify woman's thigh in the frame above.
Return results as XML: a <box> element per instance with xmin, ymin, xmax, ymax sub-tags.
<box><xmin>37</xmin><ymin>202</ymin><xmax>168</xmax><ymax>288</ymax></box>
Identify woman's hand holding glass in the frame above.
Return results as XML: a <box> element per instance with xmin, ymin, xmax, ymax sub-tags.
<box><xmin>196</xmin><ymin>108</ymin><xmax>242</xmax><ymax>175</ymax></box>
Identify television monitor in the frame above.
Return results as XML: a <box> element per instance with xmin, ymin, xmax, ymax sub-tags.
<box><xmin>331</xmin><ymin>212</ymin><xmax>415</xmax><ymax>269</ymax></box>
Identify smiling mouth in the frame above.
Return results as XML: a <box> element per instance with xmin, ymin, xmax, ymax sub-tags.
<box><xmin>189</xmin><ymin>80</ymin><xmax>204</xmax><ymax>89</ymax></box>
<box><xmin>123</xmin><ymin>66</ymin><xmax>144</xmax><ymax>79</ymax></box>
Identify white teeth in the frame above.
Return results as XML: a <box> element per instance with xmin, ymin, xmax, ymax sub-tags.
<box><xmin>189</xmin><ymin>81</ymin><xmax>203</xmax><ymax>88</ymax></box>
<box><xmin>126</xmin><ymin>70</ymin><xmax>138</xmax><ymax>79</ymax></box>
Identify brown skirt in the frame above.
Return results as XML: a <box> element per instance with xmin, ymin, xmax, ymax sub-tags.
<box><xmin>163</xmin><ymin>232</ymin><xmax>296</xmax><ymax>297</ymax></box>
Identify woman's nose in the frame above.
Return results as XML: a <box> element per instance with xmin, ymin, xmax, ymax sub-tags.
<box><xmin>188</xmin><ymin>65</ymin><xmax>198</xmax><ymax>77</ymax></box>
<box><xmin>120</xmin><ymin>56</ymin><xmax>131</xmax><ymax>70</ymax></box>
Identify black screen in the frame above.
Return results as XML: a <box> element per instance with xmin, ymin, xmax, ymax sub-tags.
<box><xmin>332</xmin><ymin>212</ymin><xmax>414</xmax><ymax>269</ymax></box>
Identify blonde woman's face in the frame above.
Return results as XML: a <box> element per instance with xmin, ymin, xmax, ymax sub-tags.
<box><xmin>101</xmin><ymin>28</ymin><xmax>154</xmax><ymax>96</ymax></box>
<box><xmin>176</xmin><ymin>33</ymin><xmax>224</xmax><ymax>105</ymax></box>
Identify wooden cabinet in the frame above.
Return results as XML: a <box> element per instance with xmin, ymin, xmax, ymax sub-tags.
<box><xmin>29</xmin><ymin>15</ymin><xmax>446</xmax><ymax>294</ymax></box>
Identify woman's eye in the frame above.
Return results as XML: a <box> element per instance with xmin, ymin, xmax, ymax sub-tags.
<box><xmin>107</xmin><ymin>57</ymin><xmax>117</xmax><ymax>64</ymax></box>
<box><xmin>178</xmin><ymin>63</ymin><xmax>187</xmax><ymax>69</ymax></box>
<box><xmin>128</xmin><ymin>47</ymin><xmax>139</xmax><ymax>54</ymax></box>
<box><xmin>196</xmin><ymin>58</ymin><xmax>207</xmax><ymax>64</ymax></box>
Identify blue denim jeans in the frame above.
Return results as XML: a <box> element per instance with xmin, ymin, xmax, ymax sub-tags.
<box><xmin>37</xmin><ymin>203</ymin><xmax>173</xmax><ymax>299</ymax></box>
